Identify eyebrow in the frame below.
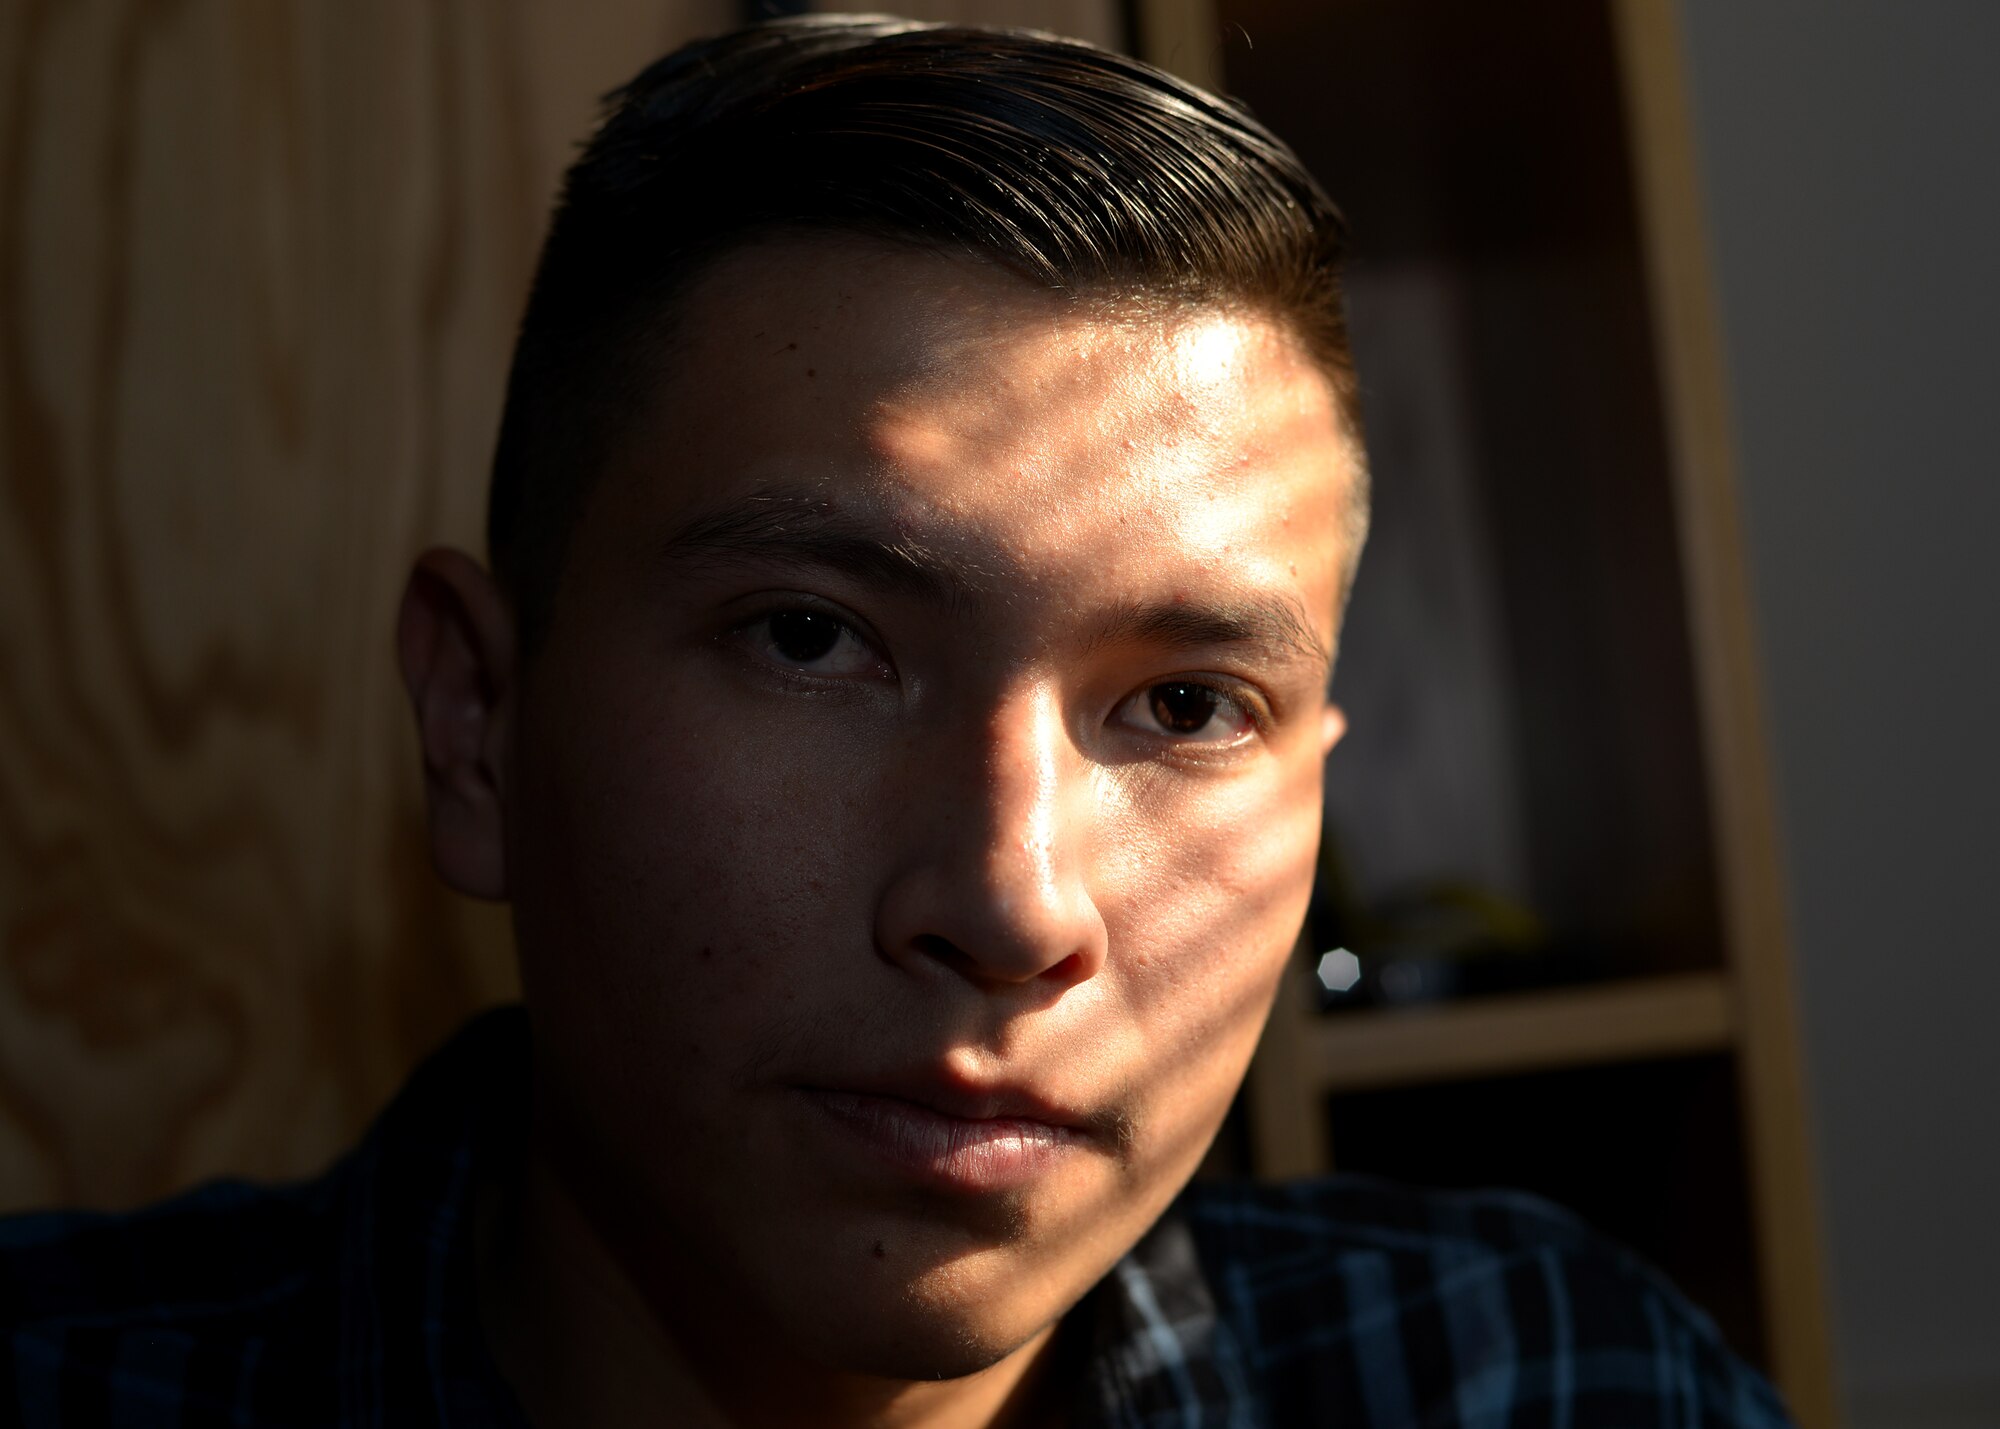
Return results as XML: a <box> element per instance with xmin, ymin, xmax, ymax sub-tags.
<box><xmin>651</xmin><ymin>490</ymin><xmax>980</xmax><ymax>612</ymax></box>
<box><xmin>654</xmin><ymin>488</ymin><xmax>1331</xmax><ymax>676</ymax></box>
<box><xmin>1083</xmin><ymin>595</ymin><xmax>1331</xmax><ymax>678</ymax></box>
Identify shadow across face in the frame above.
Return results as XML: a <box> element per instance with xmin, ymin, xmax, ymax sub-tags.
<box><xmin>490</xmin><ymin>235</ymin><xmax>1359</xmax><ymax>1393</ymax></box>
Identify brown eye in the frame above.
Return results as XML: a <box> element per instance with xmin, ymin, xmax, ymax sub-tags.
<box><xmin>1114</xmin><ymin>679</ymin><xmax>1258</xmax><ymax>746</ymax></box>
<box><xmin>768</xmin><ymin>610</ymin><xmax>843</xmax><ymax>664</ymax></box>
<box><xmin>1148</xmin><ymin>682</ymin><xmax>1221</xmax><ymax>734</ymax></box>
<box><xmin>746</xmin><ymin>607</ymin><xmax>882</xmax><ymax>678</ymax></box>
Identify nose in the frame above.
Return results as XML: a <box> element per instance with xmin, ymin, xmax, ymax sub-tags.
<box><xmin>873</xmin><ymin>683</ymin><xmax>1109</xmax><ymax>992</ymax></box>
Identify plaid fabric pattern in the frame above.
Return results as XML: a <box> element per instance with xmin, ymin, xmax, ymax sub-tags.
<box><xmin>0</xmin><ymin>1010</ymin><xmax>1792</xmax><ymax>1427</ymax></box>
<box><xmin>1106</xmin><ymin>1185</ymin><xmax>1794</xmax><ymax>1428</ymax></box>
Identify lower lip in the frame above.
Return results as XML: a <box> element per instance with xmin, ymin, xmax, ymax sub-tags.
<box><xmin>801</xmin><ymin>1089</ymin><xmax>1086</xmax><ymax>1194</ymax></box>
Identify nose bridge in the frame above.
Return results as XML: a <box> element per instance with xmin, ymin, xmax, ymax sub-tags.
<box><xmin>876</xmin><ymin>671</ymin><xmax>1107</xmax><ymax>988</ymax></box>
<box><xmin>977</xmin><ymin>680</ymin><xmax>1068</xmax><ymax>904</ymax></box>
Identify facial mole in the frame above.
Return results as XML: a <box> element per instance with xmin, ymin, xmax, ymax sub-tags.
<box><xmin>871</xmin><ymin>1240</ymin><xmax>887</xmax><ymax>1260</ymax></box>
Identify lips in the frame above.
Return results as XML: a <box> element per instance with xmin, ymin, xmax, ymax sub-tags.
<box><xmin>798</xmin><ymin>1082</ymin><xmax>1096</xmax><ymax>1194</ymax></box>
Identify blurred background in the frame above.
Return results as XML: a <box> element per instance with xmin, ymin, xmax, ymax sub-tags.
<box><xmin>0</xmin><ymin>2</ymin><xmax>1992</xmax><ymax>1426</ymax></box>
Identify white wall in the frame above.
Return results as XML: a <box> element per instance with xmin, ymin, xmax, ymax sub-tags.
<box><xmin>1676</xmin><ymin>5</ymin><xmax>2000</xmax><ymax>1425</ymax></box>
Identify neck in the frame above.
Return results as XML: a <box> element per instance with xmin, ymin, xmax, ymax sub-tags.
<box><xmin>475</xmin><ymin>1121</ymin><xmax>1075</xmax><ymax>1429</ymax></box>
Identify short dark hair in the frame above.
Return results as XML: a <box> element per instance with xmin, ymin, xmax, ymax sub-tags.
<box><xmin>488</xmin><ymin>15</ymin><xmax>1361</xmax><ymax>645</ymax></box>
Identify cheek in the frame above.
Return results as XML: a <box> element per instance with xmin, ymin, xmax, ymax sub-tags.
<box><xmin>1095</xmin><ymin>755</ymin><xmax>1324</xmax><ymax>1124</ymax></box>
<box><xmin>1110</xmin><ymin>753</ymin><xmax>1322</xmax><ymax>957</ymax></box>
<box><xmin>505</xmin><ymin>662</ymin><xmax>886</xmax><ymax>1075</ymax></box>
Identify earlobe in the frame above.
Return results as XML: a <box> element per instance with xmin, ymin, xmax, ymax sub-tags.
<box><xmin>396</xmin><ymin>548</ymin><xmax>517</xmax><ymax>901</ymax></box>
<box><xmin>1321</xmin><ymin>703</ymin><xmax>1348</xmax><ymax>758</ymax></box>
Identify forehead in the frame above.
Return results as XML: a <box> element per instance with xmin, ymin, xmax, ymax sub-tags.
<box><xmin>602</xmin><ymin>235</ymin><xmax>1356</xmax><ymax>618</ymax></box>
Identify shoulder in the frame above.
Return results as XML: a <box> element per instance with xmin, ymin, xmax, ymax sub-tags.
<box><xmin>0</xmin><ymin>1172</ymin><xmax>338</xmax><ymax>1323</ymax></box>
<box><xmin>0</xmin><ymin>1014</ymin><xmax>526</xmax><ymax>1425</ymax></box>
<box><xmin>0</xmin><ymin>1160</ymin><xmax>359</xmax><ymax>1423</ymax></box>
<box><xmin>1178</xmin><ymin>1176</ymin><xmax>1795</xmax><ymax>1428</ymax></box>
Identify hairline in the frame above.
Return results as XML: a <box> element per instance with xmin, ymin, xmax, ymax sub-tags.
<box><xmin>508</xmin><ymin>223</ymin><xmax>1369</xmax><ymax>655</ymax></box>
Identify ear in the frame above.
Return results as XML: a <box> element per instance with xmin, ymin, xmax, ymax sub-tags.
<box><xmin>1321</xmin><ymin>702</ymin><xmax>1349</xmax><ymax>758</ymax></box>
<box><xmin>397</xmin><ymin>547</ymin><xmax>517</xmax><ymax>901</ymax></box>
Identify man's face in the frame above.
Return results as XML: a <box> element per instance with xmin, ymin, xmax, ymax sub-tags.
<box><xmin>503</xmin><ymin>237</ymin><xmax>1356</xmax><ymax>1379</ymax></box>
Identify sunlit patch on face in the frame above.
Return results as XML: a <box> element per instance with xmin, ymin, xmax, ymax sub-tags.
<box><xmin>1168</xmin><ymin>312</ymin><xmax>1253</xmax><ymax>392</ymax></box>
<box><xmin>509</xmin><ymin>237</ymin><xmax>1358</xmax><ymax>1392</ymax></box>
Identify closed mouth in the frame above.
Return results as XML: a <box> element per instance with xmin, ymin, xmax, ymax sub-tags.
<box><xmin>799</xmin><ymin>1086</ymin><xmax>1090</xmax><ymax>1192</ymax></box>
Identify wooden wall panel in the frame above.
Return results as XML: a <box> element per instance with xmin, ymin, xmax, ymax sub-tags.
<box><xmin>0</xmin><ymin>0</ymin><xmax>733</xmax><ymax>1212</ymax></box>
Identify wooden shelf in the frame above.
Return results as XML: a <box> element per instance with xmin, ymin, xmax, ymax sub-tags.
<box><xmin>1177</xmin><ymin>0</ymin><xmax>1834</xmax><ymax>1414</ymax></box>
<box><xmin>1304</xmin><ymin>972</ymin><xmax>1736</xmax><ymax>1094</ymax></box>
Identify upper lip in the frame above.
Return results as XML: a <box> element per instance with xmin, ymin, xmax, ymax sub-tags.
<box><xmin>808</xmin><ymin>1070</ymin><xmax>1092</xmax><ymax>1133</ymax></box>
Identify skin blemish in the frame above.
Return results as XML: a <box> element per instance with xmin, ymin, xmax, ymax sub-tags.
<box><xmin>871</xmin><ymin>1241</ymin><xmax>887</xmax><ymax>1260</ymax></box>
<box><xmin>806</xmin><ymin>368</ymin><xmax>816</xmax><ymax>378</ymax></box>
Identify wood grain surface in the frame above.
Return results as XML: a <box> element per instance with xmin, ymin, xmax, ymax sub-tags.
<box><xmin>0</xmin><ymin>0</ymin><xmax>732</xmax><ymax>1212</ymax></box>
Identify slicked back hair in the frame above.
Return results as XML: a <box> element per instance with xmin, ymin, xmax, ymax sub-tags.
<box><xmin>488</xmin><ymin>15</ymin><xmax>1363</xmax><ymax>646</ymax></box>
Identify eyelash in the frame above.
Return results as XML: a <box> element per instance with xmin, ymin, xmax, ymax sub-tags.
<box><xmin>1134</xmin><ymin>681</ymin><xmax>1272</xmax><ymax>758</ymax></box>
<box><xmin>729</xmin><ymin>600</ymin><xmax>893</xmax><ymax>682</ymax></box>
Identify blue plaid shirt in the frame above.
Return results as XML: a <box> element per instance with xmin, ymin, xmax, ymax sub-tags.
<box><xmin>0</xmin><ymin>1010</ymin><xmax>1792</xmax><ymax>1426</ymax></box>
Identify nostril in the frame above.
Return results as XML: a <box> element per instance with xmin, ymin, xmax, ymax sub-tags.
<box><xmin>908</xmin><ymin>932</ymin><xmax>1093</xmax><ymax>988</ymax></box>
<box><xmin>1044</xmin><ymin>950</ymin><xmax>1089</xmax><ymax>984</ymax></box>
<box><xmin>912</xmin><ymin>933</ymin><xmax>972</xmax><ymax>971</ymax></box>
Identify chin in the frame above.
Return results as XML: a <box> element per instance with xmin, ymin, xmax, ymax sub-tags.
<box><xmin>799</xmin><ymin>1301</ymin><xmax>1044</xmax><ymax>1384</ymax></box>
<box><xmin>763</xmin><ymin>1241</ymin><xmax>1075</xmax><ymax>1384</ymax></box>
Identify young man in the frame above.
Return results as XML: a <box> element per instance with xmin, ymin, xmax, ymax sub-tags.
<box><xmin>1</xmin><ymin>18</ymin><xmax>1791</xmax><ymax>1427</ymax></box>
